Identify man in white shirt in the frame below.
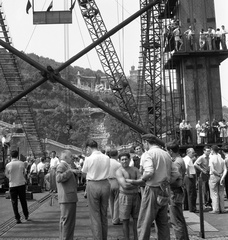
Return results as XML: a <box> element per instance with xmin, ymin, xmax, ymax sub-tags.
<box><xmin>208</xmin><ymin>145</ymin><xmax>227</xmax><ymax>213</ymax></box>
<box><xmin>221</xmin><ymin>25</ymin><xmax>228</xmax><ymax>50</ymax></box>
<box><xmin>82</xmin><ymin>139</ymin><xmax>110</xmax><ymax>240</ymax></box>
<box><xmin>37</xmin><ymin>157</ymin><xmax>46</xmax><ymax>191</ymax></box>
<box><xmin>183</xmin><ymin>148</ymin><xmax>198</xmax><ymax>212</ymax></box>
<box><xmin>5</xmin><ymin>150</ymin><xmax>29</xmax><ymax>223</ymax></box>
<box><xmin>29</xmin><ymin>158</ymin><xmax>38</xmax><ymax>185</ymax></box>
<box><xmin>179</xmin><ymin>120</ymin><xmax>187</xmax><ymax>145</ymax></box>
<box><xmin>49</xmin><ymin>151</ymin><xmax>60</xmax><ymax>193</ymax></box>
<box><xmin>108</xmin><ymin>149</ymin><xmax>121</xmax><ymax>225</ymax></box>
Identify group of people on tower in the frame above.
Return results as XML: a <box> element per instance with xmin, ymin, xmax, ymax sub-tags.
<box><xmin>177</xmin><ymin>118</ymin><xmax>228</xmax><ymax>145</ymax></box>
<box><xmin>164</xmin><ymin>17</ymin><xmax>228</xmax><ymax>52</ymax></box>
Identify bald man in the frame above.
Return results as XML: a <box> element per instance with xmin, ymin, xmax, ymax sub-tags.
<box><xmin>56</xmin><ymin>150</ymin><xmax>79</xmax><ymax>240</ymax></box>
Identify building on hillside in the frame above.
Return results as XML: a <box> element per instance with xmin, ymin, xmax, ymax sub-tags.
<box><xmin>74</xmin><ymin>71</ymin><xmax>111</xmax><ymax>92</ymax></box>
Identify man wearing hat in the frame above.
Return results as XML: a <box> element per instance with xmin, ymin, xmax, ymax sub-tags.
<box><xmin>127</xmin><ymin>133</ymin><xmax>178</xmax><ymax>240</ymax></box>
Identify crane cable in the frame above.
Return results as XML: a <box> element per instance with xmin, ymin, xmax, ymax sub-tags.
<box><xmin>24</xmin><ymin>0</ymin><xmax>48</xmax><ymax>55</ymax></box>
<box><xmin>73</xmin><ymin>6</ymin><xmax>92</xmax><ymax>69</ymax></box>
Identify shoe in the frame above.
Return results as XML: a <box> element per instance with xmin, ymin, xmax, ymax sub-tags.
<box><xmin>16</xmin><ymin>219</ymin><xmax>22</xmax><ymax>224</ymax></box>
<box><xmin>220</xmin><ymin>209</ymin><xmax>228</xmax><ymax>213</ymax></box>
<box><xmin>209</xmin><ymin>211</ymin><xmax>219</xmax><ymax>214</ymax></box>
<box><xmin>190</xmin><ymin>210</ymin><xmax>199</xmax><ymax>213</ymax></box>
<box><xmin>113</xmin><ymin>222</ymin><xmax>123</xmax><ymax>225</ymax></box>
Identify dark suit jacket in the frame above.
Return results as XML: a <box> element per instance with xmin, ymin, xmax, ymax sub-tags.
<box><xmin>56</xmin><ymin>161</ymin><xmax>78</xmax><ymax>204</ymax></box>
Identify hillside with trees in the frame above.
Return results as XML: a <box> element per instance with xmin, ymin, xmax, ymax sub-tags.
<box><xmin>0</xmin><ymin>53</ymin><xmax>134</xmax><ymax>148</ymax></box>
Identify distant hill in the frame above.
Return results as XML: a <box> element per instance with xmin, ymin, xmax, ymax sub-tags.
<box><xmin>0</xmin><ymin>53</ymin><xmax>133</xmax><ymax>148</ymax></box>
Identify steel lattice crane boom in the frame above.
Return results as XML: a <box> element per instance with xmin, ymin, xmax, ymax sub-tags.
<box><xmin>77</xmin><ymin>0</ymin><xmax>145</xmax><ymax>142</ymax></box>
<box><xmin>137</xmin><ymin>0</ymin><xmax>164</xmax><ymax>138</ymax></box>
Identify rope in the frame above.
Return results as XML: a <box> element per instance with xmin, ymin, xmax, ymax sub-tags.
<box><xmin>74</xmin><ymin>7</ymin><xmax>92</xmax><ymax>69</ymax></box>
<box><xmin>23</xmin><ymin>0</ymin><xmax>48</xmax><ymax>65</ymax></box>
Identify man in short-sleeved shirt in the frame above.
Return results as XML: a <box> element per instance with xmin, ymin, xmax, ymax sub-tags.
<box><xmin>183</xmin><ymin>148</ymin><xmax>197</xmax><ymax>212</ymax></box>
<box><xmin>194</xmin><ymin>146</ymin><xmax>211</xmax><ymax>208</ymax></box>
<box><xmin>82</xmin><ymin>139</ymin><xmax>110</xmax><ymax>240</ymax></box>
<box><xmin>5</xmin><ymin>150</ymin><xmax>29</xmax><ymax>223</ymax></box>
<box><xmin>108</xmin><ymin>149</ymin><xmax>121</xmax><ymax>225</ymax></box>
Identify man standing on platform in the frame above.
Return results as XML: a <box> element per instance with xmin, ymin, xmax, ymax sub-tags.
<box><xmin>56</xmin><ymin>150</ymin><xmax>78</xmax><ymax>240</ymax></box>
<box><xmin>49</xmin><ymin>151</ymin><xmax>59</xmax><ymax>193</ymax></box>
<box><xmin>5</xmin><ymin>150</ymin><xmax>29</xmax><ymax>223</ymax></box>
<box><xmin>82</xmin><ymin>139</ymin><xmax>110</xmax><ymax>240</ymax></box>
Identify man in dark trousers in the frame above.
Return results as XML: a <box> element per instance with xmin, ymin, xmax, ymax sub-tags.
<box><xmin>56</xmin><ymin>150</ymin><xmax>79</xmax><ymax>240</ymax></box>
<box><xmin>166</xmin><ymin>141</ymin><xmax>189</xmax><ymax>240</ymax></box>
<box><xmin>5</xmin><ymin>150</ymin><xmax>29</xmax><ymax>223</ymax></box>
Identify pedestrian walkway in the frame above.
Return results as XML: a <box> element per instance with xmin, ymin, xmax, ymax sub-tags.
<box><xmin>0</xmin><ymin>190</ymin><xmax>228</xmax><ymax>240</ymax></box>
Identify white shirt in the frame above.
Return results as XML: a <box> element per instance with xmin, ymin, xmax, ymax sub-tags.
<box><xmin>183</xmin><ymin>155</ymin><xmax>196</xmax><ymax>175</ymax></box>
<box><xmin>129</xmin><ymin>158</ymin><xmax>134</xmax><ymax>167</ymax></box>
<box><xmin>109</xmin><ymin>158</ymin><xmax>121</xmax><ymax>178</ymax></box>
<box><xmin>139</xmin><ymin>151</ymin><xmax>148</xmax><ymax>168</ymax></box>
<box><xmin>5</xmin><ymin>159</ymin><xmax>26</xmax><ymax>187</ymax></box>
<box><xmin>30</xmin><ymin>162</ymin><xmax>37</xmax><ymax>173</ymax></box>
<box><xmin>50</xmin><ymin>157</ymin><xmax>60</xmax><ymax>168</ymax></box>
<box><xmin>82</xmin><ymin>150</ymin><xmax>110</xmax><ymax>180</ymax></box>
<box><xmin>37</xmin><ymin>162</ymin><xmax>45</xmax><ymax>173</ymax></box>
<box><xmin>209</xmin><ymin>154</ymin><xmax>225</xmax><ymax>175</ymax></box>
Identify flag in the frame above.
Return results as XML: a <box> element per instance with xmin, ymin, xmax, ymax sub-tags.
<box><xmin>47</xmin><ymin>1</ymin><xmax>53</xmax><ymax>12</ymax></box>
<box><xmin>70</xmin><ymin>0</ymin><xmax>76</xmax><ymax>11</ymax></box>
<box><xmin>26</xmin><ymin>0</ymin><xmax>32</xmax><ymax>14</ymax></box>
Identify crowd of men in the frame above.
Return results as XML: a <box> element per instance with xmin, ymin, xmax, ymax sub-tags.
<box><xmin>4</xmin><ymin>135</ymin><xmax>228</xmax><ymax>240</ymax></box>
<box><xmin>178</xmin><ymin>118</ymin><xmax>228</xmax><ymax>146</ymax></box>
<box><xmin>164</xmin><ymin>17</ymin><xmax>228</xmax><ymax>52</ymax></box>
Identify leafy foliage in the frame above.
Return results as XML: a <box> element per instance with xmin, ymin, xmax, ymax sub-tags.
<box><xmin>0</xmin><ymin>53</ymin><xmax>135</xmax><ymax>148</ymax></box>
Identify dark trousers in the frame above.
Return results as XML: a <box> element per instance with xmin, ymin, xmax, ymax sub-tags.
<box><xmin>184</xmin><ymin>175</ymin><xmax>197</xmax><ymax>212</ymax></box>
<box><xmin>9</xmin><ymin>184</ymin><xmax>29</xmax><ymax>221</ymax></box>
<box><xmin>170</xmin><ymin>188</ymin><xmax>189</xmax><ymax>240</ymax></box>
<box><xmin>38</xmin><ymin>172</ymin><xmax>45</xmax><ymax>190</ymax></box>
<box><xmin>225</xmin><ymin>173</ymin><xmax>228</xmax><ymax>199</ymax></box>
<box><xmin>202</xmin><ymin>180</ymin><xmax>212</xmax><ymax>206</ymax></box>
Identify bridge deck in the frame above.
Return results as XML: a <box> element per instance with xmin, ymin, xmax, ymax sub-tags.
<box><xmin>0</xmin><ymin>190</ymin><xmax>228</xmax><ymax>240</ymax></box>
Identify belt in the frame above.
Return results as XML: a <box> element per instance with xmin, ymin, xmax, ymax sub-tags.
<box><xmin>119</xmin><ymin>190</ymin><xmax>137</xmax><ymax>195</ymax></box>
<box><xmin>146</xmin><ymin>185</ymin><xmax>160</xmax><ymax>188</ymax></box>
<box><xmin>87</xmin><ymin>179</ymin><xmax>108</xmax><ymax>182</ymax></box>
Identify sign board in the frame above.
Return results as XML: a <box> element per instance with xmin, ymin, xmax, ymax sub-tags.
<box><xmin>33</xmin><ymin>11</ymin><xmax>72</xmax><ymax>24</ymax></box>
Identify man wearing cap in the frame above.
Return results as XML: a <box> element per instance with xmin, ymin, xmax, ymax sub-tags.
<box><xmin>127</xmin><ymin>133</ymin><xmax>178</xmax><ymax>240</ymax></box>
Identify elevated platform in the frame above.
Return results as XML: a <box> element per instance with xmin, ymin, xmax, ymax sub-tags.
<box><xmin>164</xmin><ymin>49</ymin><xmax>228</xmax><ymax>69</ymax></box>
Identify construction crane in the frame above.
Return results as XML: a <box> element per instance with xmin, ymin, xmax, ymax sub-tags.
<box><xmin>137</xmin><ymin>0</ymin><xmax>164</xmax><ymax>138</ymax></box>
<box><xmin>77</xmin><ymin>0</ymin><xmax>145</xmax><ymax>142</ymax></box>
<box><xmin>1</xmin><ymin>0</ymin><xmax>226</xmax><ymax>150</ymax></box>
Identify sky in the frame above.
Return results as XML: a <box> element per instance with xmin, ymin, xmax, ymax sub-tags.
<box><xmin>1</xmin><ymin>0</ymin><xmax>228</xmax><ymax>105</ymax></box>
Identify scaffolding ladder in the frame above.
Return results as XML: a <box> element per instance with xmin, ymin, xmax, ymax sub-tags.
<box><xmin>0</xmin><ymin>2</ymin><xmax>45</xmax><ymax>157</ymax></box>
